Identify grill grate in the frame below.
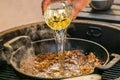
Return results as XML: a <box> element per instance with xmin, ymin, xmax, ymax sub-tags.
<box><xmin>0</xmin><ymin>61</ymin><xmax>120</xmax><ymax>80</ymax></box>
<box><xmin>102</xmin><ymin>61</ymin><xmax>120</xmax><ymax>80</ymax></box>
<box><xmin>0</xmin><ymin>64</ymin><xmax>30</xmax><ymax>80</ymax></box>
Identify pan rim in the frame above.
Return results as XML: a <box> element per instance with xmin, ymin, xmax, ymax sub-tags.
<box><xmin>10</xmin><ymin>38</ymin><xmax>109</xmax><ymax>79</ymax></box>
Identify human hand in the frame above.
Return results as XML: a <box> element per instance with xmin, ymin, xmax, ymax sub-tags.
<box><xmin>42</xmin><ymin>0</ymin><xmax>91</xmax><ymax>19</ymax></box>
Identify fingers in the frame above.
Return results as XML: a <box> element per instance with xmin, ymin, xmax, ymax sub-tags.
<box><xmin>41</xmin><ymin>0</ymin><xmax>91</xmax><ymax>19</ymax></box>
<box><xmin>71</xmin><ymin>0</ymin><xmax>91</xmax><ymax>19</ymax></box>
<box><xmin>42</xmin><ymin>0</ymin><xmax>51</xmax><ymax>14</ymax></box>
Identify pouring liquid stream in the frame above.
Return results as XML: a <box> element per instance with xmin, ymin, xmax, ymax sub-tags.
<box><xmin>44</xmin><ymin>2</ymin><xmax>72</xmax><ymax>74</ymax></box>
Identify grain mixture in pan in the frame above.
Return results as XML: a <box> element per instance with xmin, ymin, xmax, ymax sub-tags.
<box><xmin>20</xmin><ymin>50</ymin><xmax>103</xmax><ymax>78</ymax></box>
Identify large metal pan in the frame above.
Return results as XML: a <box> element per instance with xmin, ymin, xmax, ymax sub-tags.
<box><xmin>2</xmin><ymin>36</ymin><xmax>120</xmax><ymax>80</ymax></box>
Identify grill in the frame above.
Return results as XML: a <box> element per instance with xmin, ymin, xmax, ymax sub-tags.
<box><xmin>0</xmin><ymin>0</ymin><xmax>120</xmax><ymax>80</ymax></box>
<box><xmin>102</xmin><ymin>62</ymin><xmax>120</xmax><ymax>80</ymax></box>
<box><xmin>0</xmin><ymin>20</ymin><xmax>119</xmax><ymax>80</ymax></box>
<box><xmin>0</xmin><ymin>63</ymin><xmax>120</xmax><ymax>80</ymax></box>
<box><xmin>78</xmin><ymin>0</ymin><xmax>120</xmax><ymax>79</ymax></box>
<box><xmin>0</xmin><ymin>65</ymin><xmax>29</xmax><ymax>80</ymax></box>
<box><xmin>0</xmin><ymin>61</ymin><xmax>120</xmax><ymax>80</ymax></box>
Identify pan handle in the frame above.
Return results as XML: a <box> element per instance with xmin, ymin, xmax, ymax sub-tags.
<box><xmin>98</xmin><ymin>53</ymin><xmax>120</xmax><ymax>69</ymax></box>
<box><xmin>4</xmin><ymin>36</ymin><xmax>31</xmax><ymax>51</ymax></box>
<box><xmin>94</xmin><ymin>53</ymin><xmax>120</xmax><ymax>74</ymax></box>
<box><xmin>3</xmin><ymin>36</ymin><xmax>32</xmax><ymax>64</ymax></box>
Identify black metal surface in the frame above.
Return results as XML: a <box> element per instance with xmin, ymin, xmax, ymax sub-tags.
<box><xmin>0</xmin><ymin>64</ymin><xmax>18</xmax><ymax>80</ymax></box>
<box><xmin>0</xmin><ymin>23</ymin><xmax>120</xmax><ymax>80</ymax></box>
<box><xmin>0</xmin><ymin>64</ymin><xmax>30</xmax><ymax>80</ymax></box>
<box><xmin>0</xmin><ymin>20</ymin><xmax>119</xmax><ymax>80</ymax></box>
<box><xmin>0</xmin><ymin>37</ymin><xmax>111</xmax><ymax>80</ymax></box>
<box><xmin>102</xmin><ymin>61</ymin><xmax>120</xmax><ymax>80</ymax></box>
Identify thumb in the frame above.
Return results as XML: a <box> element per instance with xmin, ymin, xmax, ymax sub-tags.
<box><xmin>42</xmin><ymin>0</ymin><xmax>51</xmax><ymax>15</ymax></box>
<box><xmin>71</xmin><ymin>0</ymin><xmax>91</xmax><ymax>20</ymax></box>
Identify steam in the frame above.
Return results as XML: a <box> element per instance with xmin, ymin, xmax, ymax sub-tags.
<box><xmin>12</xmin><ymin>46</ymin><xmax>37</xmax><ymax>75</ymax></box>
<box><xmin>4</xmin><ymin>36</ymin><xmax>37</xmax><ymax>75</ymax></box>
<box><xmin>7</xmin><ymin>23</ymin><xmax>75</xmax><ymax>59</ymax></box>
<box><xmin>23</xmin><ymin>24</ymin><xmax>55</xmax><ymax>41</ymax></box>
<box><xmin>1</xmin><ymin>22</ymin><xmax>75</xmax><ymax>76</ymax></box>
<box><xmin>2</xmin><ymin>24</ymin><xmax>56</xmax><ymax>75</ymax></box>
<box><xmin>20</xmin><ymin>23</ymin><xmax>75</xmax><ymax>41</ymax></box>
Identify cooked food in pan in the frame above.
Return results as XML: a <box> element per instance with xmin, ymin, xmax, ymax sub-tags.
<box><xmin>20</xmin><ymin>50</ymin><xmax>103</xmax><ymax>78</ymax></box>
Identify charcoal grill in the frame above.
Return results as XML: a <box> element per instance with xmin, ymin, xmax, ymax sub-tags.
<box><xmin>0</xmin><ymin>19</ymin><xmax>120</xmax><ymax>80</ymax></box>
<box><xmin>0</xmin><ymin>0</ymin><xmax>120</xmax><ymax>79</ymax></box>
